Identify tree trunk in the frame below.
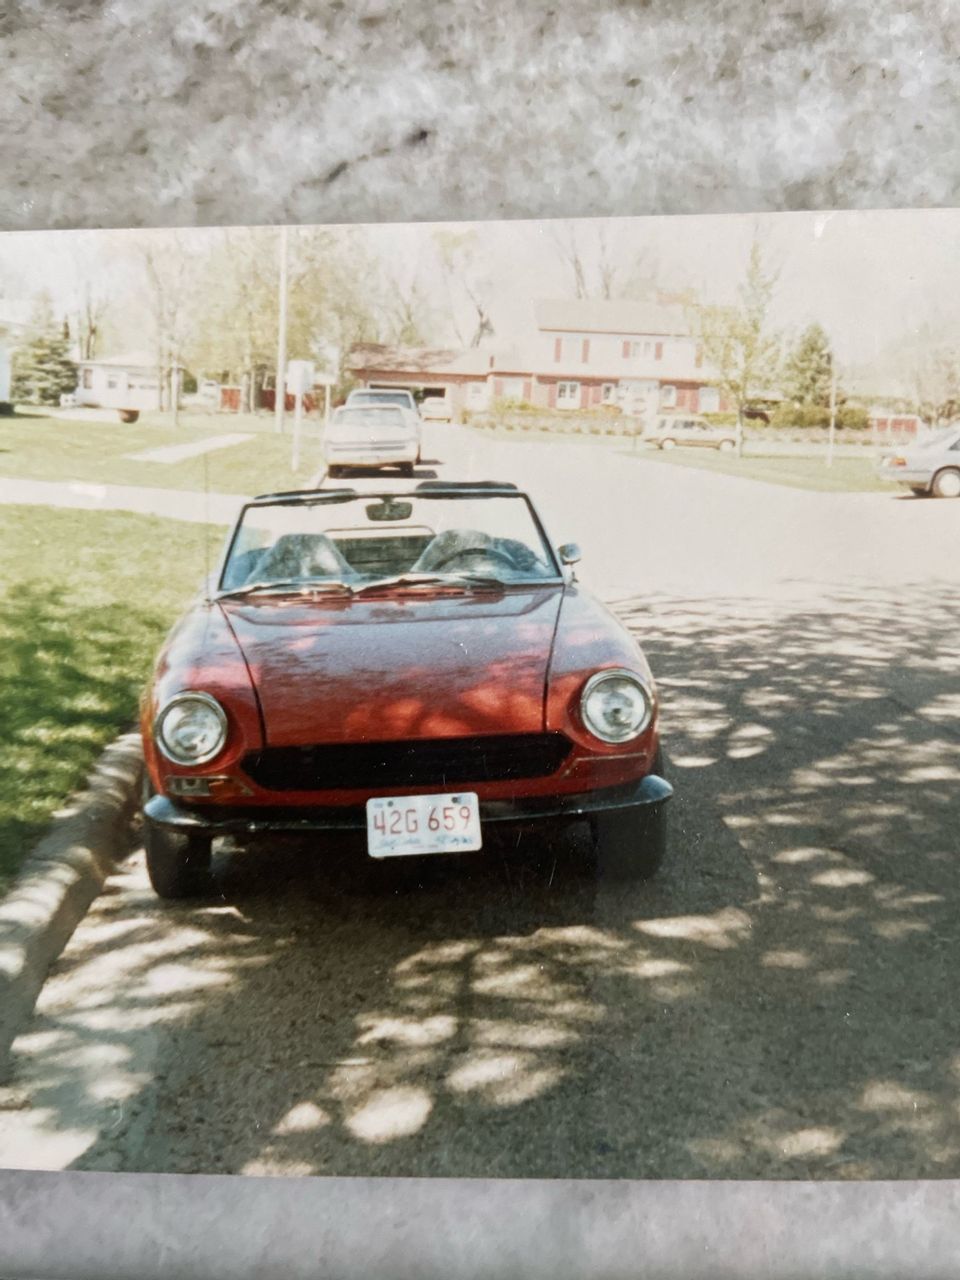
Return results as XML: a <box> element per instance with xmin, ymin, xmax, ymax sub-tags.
<box><xmin>736</xmin><ymin>404</ymin><xmax>745</xmax><ymax>458</ymax></box>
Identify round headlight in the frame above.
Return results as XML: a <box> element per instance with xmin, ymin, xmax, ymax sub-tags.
<box><xmin>581</xmin><ymin>669</ymin><xmax>653</xmax><ymax>744</ymax></box>
<box><xmin>155</xmin><ymin>693</ymin><xmax>228</xmax><ymax>765</ymax></box>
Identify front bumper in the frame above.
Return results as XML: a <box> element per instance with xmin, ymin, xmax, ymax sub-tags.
<box><xmin>144</xmin><ymin>774</ymin><xmax>673</xmax><ymax>837</ymax></box>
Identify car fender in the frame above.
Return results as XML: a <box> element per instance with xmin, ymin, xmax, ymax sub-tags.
<box><xmin>544</xmin><ymin>586</ymin><xmax>659</xmax><ymax>755</ymax></box>
<box><xmin>141</xmin><ymin>601</ymin><xmax>265</xmax><ymax>789</ymax></box>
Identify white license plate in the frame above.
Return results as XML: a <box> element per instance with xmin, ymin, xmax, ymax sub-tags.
<box><xmin>366</xmin><ymin>792</ymin><xmax>482</xmax><ymax>859</ymax></box>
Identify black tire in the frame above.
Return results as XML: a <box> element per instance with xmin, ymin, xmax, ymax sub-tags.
<box><xmin>400</xmin><ymin>462</ymin><xmax>415</xmax><ymax>477</ymax></box>
<box><xmin>659</xmin><ymin>438</ymin><xmax>676</xmax><ymax>450</ymax></box>
<box><xmin>145</xmin><ymin>822</ymin><xmax>213</xmax><ymax>899</ymax></box>
<box><xmin>910</xmin><ymin>486</ymin><xmax>930</xmax><ymax>497</ymax></box>
<box><xmin>118</xmin><ymin>409</ymin><xmax>140</xmax><ymax>424</ymax></box>
<box><xmin>327</xmin><ymin>464</ymin><xmax>343</xmax><ymax>479</ymax></box>
<box><xmin>590</xmin><ymin>802</ymin><xmax>667</xmax><ymax>883</ymax></box>
<box><xmin>931</xmin><ymin>467</ymin><xmax>960</xmax><ymax>499</ymax></box>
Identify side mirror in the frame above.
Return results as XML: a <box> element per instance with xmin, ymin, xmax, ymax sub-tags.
<box><xmin>557</xmin><ymin>542</ymin><xmax>581</xmax><ymax>566</ymax></box>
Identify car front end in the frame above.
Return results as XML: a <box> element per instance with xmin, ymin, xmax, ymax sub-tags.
<box><xmin>140</xmin><ymin>484</ymin><xmax>672</xmax><ymax>895</ymax></box>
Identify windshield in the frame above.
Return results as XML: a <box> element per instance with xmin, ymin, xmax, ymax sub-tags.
<box><xmin>349</xmin><ymin>392</ymin><xmax>412</xmax><ymax>408</ymax></box>
<box><xmin>332</xmin><ymin>407</ymin><xmax>406</xmax><ymax>428</ymax></box>
<box><xmin>219</xmin><ymin>491</ymin><xmax>560</xmax><ymax>592</ymax></box>
<box><xmin>918</xmin><ymin>425</ymin><xmax>960</xmax><ymax>449</ymax></box>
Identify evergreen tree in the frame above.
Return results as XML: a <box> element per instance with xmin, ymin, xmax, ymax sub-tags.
<box><xmin>11</xmin><ymin>295</ymin><xmax>77</xmax><ymax>405</ymax></box>
<box><xmin>783</xmin><ymin>322</ymin><xmax>834</xmax><ymax>406</ymax></box>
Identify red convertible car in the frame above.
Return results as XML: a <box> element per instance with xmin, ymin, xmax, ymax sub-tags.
<box><xmin>140</xmin><ymin>481</ymin><xmax>672</xmax><ymax>898</ymax></box>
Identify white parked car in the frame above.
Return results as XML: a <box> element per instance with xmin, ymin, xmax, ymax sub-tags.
<box><xmin>324</xmin><ymin>404</ymin><xmax>421</xmax><ymax>477</ymax></box>
<box><xmin>878</xmin><ymin>423</ymin><xmax>960</xmax><ymax>497</ymax></box>
<box><xmin>421</xmin><ymin>395</ymin><xmax>452</xmax><ymax>422</ymax></box>
<box><xmin>645</xmin><ymin>414</ymin><xmax>737</xmax><ymax>452</ymax></box>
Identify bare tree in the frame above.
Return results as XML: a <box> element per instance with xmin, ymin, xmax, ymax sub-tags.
<box><xmin>914</xmin><ymin>344</ymin><xmax>960</xmax><ymax>428</ymax></box>
<box><xmin>74</xmin><ymin>286</ymin><xmax>108</xmax><ymax>360</ymax></box>
<box><xmin>697</xmin><ymin>239</ymin><xmax>781</xmax><ymax>457</ymax></box>
<box><xmin>551</xmin><ymin>222</ymin><xmax>588</xmax><ymax>299</ymax></box>
<box><xmin>141</xmin><ymin>234</ymin><xmax>194</xmax><ymax>420</ymax></box>
<box><xmin>434</xmin><ymin>230</ymin><xmax>495</xmax><ymax>347</ymax></box>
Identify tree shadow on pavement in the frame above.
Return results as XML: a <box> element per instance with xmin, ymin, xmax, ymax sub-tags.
<box><xmin>4</xmin><ymin>580</ymin><xmax>960</xmax><ymax>1182</ymax></box>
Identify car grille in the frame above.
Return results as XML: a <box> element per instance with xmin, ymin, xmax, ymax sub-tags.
<box><xmin>242</xmin><ymin>733</ymin><xmax>572</xmax><ymax>792</ymax></box>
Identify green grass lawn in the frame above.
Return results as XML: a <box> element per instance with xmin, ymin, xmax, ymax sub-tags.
<box><xmin>0</xmin><ymin>409</ymin><xmax>323</xmax><ymax>494</ymax></box>
<box><xmin>0</xmin><ymin>504</ymin><xmax>228</xmax><ymax>893</ymax></box>
<box><xmin>628</xmin><ymin>445</ymin><xmax>891</xmax><ymax>493</ymax></box>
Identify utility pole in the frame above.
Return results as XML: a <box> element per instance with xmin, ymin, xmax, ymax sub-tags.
<box><xmin>826</xmin><ymin>355</ymin><xmax>837</xmax><ymax>468</ymax></box>
<box><xmin>274</xmin><ymin>224</ymin><xmax>288</xmax><ymax>435</ymax></box>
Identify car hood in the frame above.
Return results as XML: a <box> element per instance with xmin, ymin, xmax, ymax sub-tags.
<box><xmin>220</xmin><ymin>586</ymin><xmax>564</xmax><ymax>746</ymax></box>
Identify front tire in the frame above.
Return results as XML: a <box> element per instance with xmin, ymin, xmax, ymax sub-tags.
<box><xmin>399</xmin><ymin>462</ymin><xmax>415</xmax><ymax>477</ymax></box>
<box><xmin>932</xmin><ymin>468</ymin><xmax>960</xmax><ymax>498</ymax></box>
<box><xmin>911</xmin><ymin>485</ymin><xmax>930</xmax><ymax>497</ymax></box>
<box><xmin>145</xmin><ymin>823</ymin><xmax>213</xmax><ymax>899</ymax></box>
<box><xmin>590</xmin><ymin>801</ymin><xmax>667</xmax><ymax>883</ymax></box>
<box><xmin>717</xmin><ymin>439</ymin><xmax>736</xmax><ymax>453</ymax></box>
<box><xmin>327</xmin><ymin>464</ymin><xmax>344</xmax><ymax>479</ymax></box>
<box><xmin>660</xmin><ymin>438</ymin><xmax>676</xmax><ymax>451</ymax></box>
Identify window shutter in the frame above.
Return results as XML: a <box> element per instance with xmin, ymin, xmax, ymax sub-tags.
<box><xmin>582</xmin><ymin>339</ymin><xmax>590</xmax><ymax>363</ymax></box>
<box><xmin>494</xmin><ymin>379</ymin><xmax>504</xmax><ymax>397</ymax></box>
<box><xmin>548</xmin><ymin>383</ymin><xmax>557</xmax><ymax>408</ymax></box>
<box><xmin>523</xmin><ymin>379</ymin><xmax>532</xmax><ymax>401</ymax></box>
<box><xmin>655</xmin><ymin>342</ymin><xmax>663</xmax><ymax>360</ymax></box>
<box><xmin>622</xmin><ymin>340</ymin><xmax>630</xmax><ymax>358</ymax></box>
<box><xmin>554</xmin><ymin>337</ymin><xmax>562</xmax><ymax>362</ymax></box>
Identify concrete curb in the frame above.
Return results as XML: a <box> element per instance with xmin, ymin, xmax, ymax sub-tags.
<box><xmin>0</xmin><ymin>731</ymin><xmax>144</xmax><ymax>1082</ymax></box>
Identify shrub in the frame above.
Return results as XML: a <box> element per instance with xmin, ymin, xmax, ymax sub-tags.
<box><xmin>770</xmin><ymin>402</ymin><xmax>870</xmax><ymax>430</ymax></box>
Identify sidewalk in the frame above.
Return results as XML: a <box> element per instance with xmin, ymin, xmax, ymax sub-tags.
<box><xmin>0</xmin><ymin>476</ymin><xmax>246</xmax><ymax>525</ymax></box>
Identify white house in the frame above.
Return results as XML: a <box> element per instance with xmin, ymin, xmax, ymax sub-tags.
<box><xmin>0</xmin><ymin>304</ymin><xmax>34</xmax><ymax>407</ymax></box>
<box><xmin>74</xmin><ymin>351</ymin><xmax>186</xmax><ymax>414</ymax></box>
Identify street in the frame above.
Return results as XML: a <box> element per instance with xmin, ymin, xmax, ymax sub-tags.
<box><xmin>1</xmin><ymin>424</ymin><xmax>958</xmax><ymax>1180</ymax></box>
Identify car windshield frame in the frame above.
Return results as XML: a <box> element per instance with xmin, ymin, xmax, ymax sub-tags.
<box><xmin>214</xmin><ymin>486</ymin><xmax>565</xmax><ymax>594</ymax></box>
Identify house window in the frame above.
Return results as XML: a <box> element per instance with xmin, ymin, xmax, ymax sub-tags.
<box><xmin>699</xmin><ymin>386</ymin><xmax>720</xmax><ymax>413</ymax></box>
<box><xmin>107</xmin><ymin>375</ymin><xmax>119</xmax><ymax>389</ymax></box>
<box><xmin>554</xmin><ymin>337</ymin><xmax>581</xmax><ymax>362</ymax></box>
<box><xmin>82</xmin><ymin>369</ymin><xmax>92</xmax><ymax>388</ymax></box>
<box><xmin>623</xmin><ymin>339</ymin><xmax>659</xmax><ymax>359</ymax></box>
<box><xmin>499</xmin><ymin>377</ymin><xmax>525</xmax><ymax>399</ymax></box>
<box><xmin>468</xmin><ymin>382</ymin><xmax>485</xmax><ymax>401</ymax></box>
<box><xmin>556</xmin><ymin>381</ymin><xmax>581</xmax><ymax>408</ymax></box>
<box><xmin>601</xmin><ymin>383</ymin><xmax>616</xmax><ymax>403</ymax></box>
<box><xmin>661</xmin><ymin>384</ymin><xmax>677</xmax><ymax>408</ymax></box>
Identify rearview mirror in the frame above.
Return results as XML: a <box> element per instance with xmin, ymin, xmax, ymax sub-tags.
<box><xmin>557</xmin><ymin>542</ymin><xmax>581</xmax><ymax>566</ymax></box>
<box><xmin>366</xmin><ymin>500</ymin><xmax>413</xmax><ymax>522</ymax></box>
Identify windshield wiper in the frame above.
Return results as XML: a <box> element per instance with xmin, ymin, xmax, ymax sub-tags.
<box><xmin>351</xmin><ymin>572</ymin><xmax>508</xmax><ymax>597</ymax></box>
<box><xmin>217</xmin><ymin>579</ymin><xmax>354</xmax><ymax>600</ymax></box>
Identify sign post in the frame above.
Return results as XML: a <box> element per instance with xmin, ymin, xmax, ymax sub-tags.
<box><xmin>274</xmin><ymin>225</ymin><xmax>289</xmax><ymax>435</ymax></box>
<box><xmin>286</xmin><ymin>360</ymin><xmax>314</xmax><ymax>474</ymax></box>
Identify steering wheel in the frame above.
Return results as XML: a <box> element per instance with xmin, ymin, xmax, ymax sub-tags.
<box><xmin>431</xmin><ymin>546</ymin><xmax>520</xmax><ymax>572</ymax></box>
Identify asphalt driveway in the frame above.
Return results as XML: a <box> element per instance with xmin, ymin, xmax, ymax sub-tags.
<box><xmin>1</xmin><ymin>426</ymin><xmax>958</xmax><ymax>1179</ymax></box>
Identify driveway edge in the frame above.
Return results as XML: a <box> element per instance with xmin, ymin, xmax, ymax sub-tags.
<box><xmin>0</xmin><ymin>731</ymin><xmax>143</xmax><ymax>1082</ymax></box>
